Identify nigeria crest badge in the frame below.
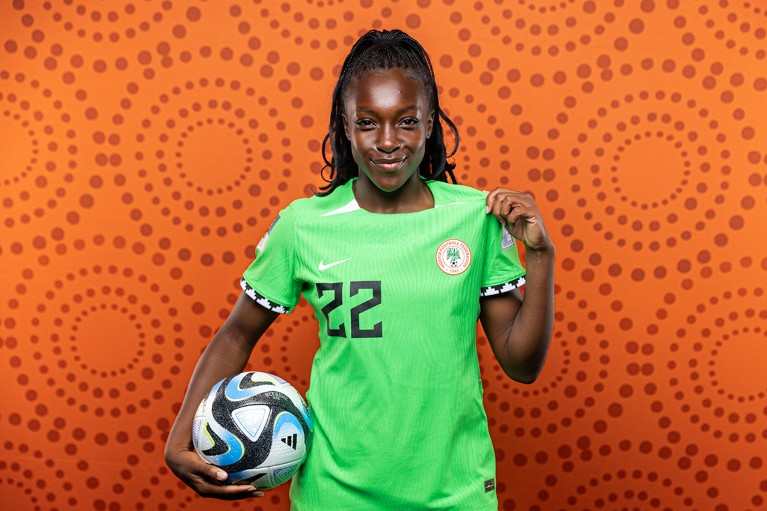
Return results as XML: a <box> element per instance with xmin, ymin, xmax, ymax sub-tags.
<box><xmin>436</xmin><ymin>239</ymin><xmax>471</xmax><ymax>275</ymax></box>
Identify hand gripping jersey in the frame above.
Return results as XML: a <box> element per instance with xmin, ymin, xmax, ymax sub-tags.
<box><xmin>241</xmin><ymin>179</ymin><xmax>526</xmax><ymax>511</ymax></box>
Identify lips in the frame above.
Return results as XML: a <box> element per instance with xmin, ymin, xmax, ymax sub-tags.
<box><xmin>372</xmin><ymin>158</ymin><xmax>406</xmax><ymax>172</ymax></box>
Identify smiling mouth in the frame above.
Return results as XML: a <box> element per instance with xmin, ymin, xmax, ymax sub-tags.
<box><xmin>372</xmin><ymin>158</ymin><xmax>406</xmax><ymax>171</ymax></box>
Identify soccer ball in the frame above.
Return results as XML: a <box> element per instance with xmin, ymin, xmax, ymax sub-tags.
<box><xmin>192</xmin><ymin>371</ymin><xmax>313</xmax><ymax>489</ymax></box>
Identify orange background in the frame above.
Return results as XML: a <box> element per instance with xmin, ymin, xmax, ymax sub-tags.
<box><xmin>2</xmin><ymin>1</ymin><xmax>767</xmax><ymax>510</ymax></box>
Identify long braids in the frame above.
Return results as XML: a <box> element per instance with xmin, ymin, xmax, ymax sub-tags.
<box><xmin>317</xmin><ymin>29</ymin><xmax>460</xmax><ymax>196</ymax></box>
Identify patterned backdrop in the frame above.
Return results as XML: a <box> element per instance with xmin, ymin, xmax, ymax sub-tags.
<box><xmin>1</xmin><ymin>1</ymin><xmax>766</xmax><ymax>510</ymax></box>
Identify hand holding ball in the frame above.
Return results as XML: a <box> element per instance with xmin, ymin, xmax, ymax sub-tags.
<box><xmin>192</xmin><ymin>372</ymin><xmax>314</xmax><ymax>489</ymax></box>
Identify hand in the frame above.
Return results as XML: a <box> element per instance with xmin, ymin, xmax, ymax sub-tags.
<box><xmin>486</xmin><ymin>188</ymin><xmax>553</xmax><ymax>252</ymax></box>
<box><xmin>165</xmin><ymin>443</ymin><xmax>264</xmax><ymax>500</ymax></box>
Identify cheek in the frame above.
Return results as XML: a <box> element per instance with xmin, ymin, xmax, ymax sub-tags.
<box><xmin>348</xmin><ymin>133</ymin><xmax>369</xmax><ymax>163</ymax></box>
<box><xmin>353</xmin><ymin>129</ymin><xmax>379</xmax><ymax>148</ymax></box>
<box><xmin>412</xmin><ymin>132</ymin><xmax>429</xmax><ymax>152</ymax></box>
<box><xmin>348</xmin><ymin>133</ymin><xmax>364</xmax><ymax>153</ymax></box>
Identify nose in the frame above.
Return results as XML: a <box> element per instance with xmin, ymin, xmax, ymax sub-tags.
<box><xmin>376</xmin><ymin>124</ymin><xmax>400</xmax><ymax>153</ymax></box>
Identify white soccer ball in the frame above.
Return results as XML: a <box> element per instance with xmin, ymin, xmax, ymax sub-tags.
<box><xmin>192</xmin><ymin>371</ymin><xmax>313</xmax><ymax>489</ymax></box>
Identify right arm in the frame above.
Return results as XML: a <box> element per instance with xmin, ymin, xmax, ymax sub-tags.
<box><xmin>164</xmin><ymin>291</ymin><xmax>279</xmax><ymax>499</ymax></box>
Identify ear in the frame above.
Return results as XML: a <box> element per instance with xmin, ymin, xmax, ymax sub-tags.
<box><xmin>342</xmin><ymin>113</ymin><xmax>350</xmax><ymax>139</ymax></box>
<box><xmin>426</xmin><ymin>109</ymin><xmax>435</xmax><ymax>139</ymax></box>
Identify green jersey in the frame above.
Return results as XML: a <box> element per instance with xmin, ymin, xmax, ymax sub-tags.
<box><xmin>241</xmin><ymin>178</ymin><xmax>526</xmax><ymax>510</ymax></box>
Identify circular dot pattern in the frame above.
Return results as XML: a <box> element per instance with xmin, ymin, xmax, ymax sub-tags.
<box><xmin>2</xmin><ymin>1</ymin><xmax>766</xmax><ymax>510</ymax></box>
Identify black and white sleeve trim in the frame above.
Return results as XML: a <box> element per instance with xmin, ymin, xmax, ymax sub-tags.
<box><xmin>480</xmin><ymin>276</ymin><xmax>526</xmax><ymax>297</ymax></box>
<box><xmin>240</xmin><ymin>278</ymin><xmax>291</xmax><ymax>314</ymax></box>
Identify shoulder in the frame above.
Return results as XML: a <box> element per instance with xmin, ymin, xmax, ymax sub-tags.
<box><xmin>428</xmin><ymin>180</ymin><xmax>488</xmax><ymax>206</ymax></box>
<box><xmin>281</xmin><ymin>181</ymin><xmax>353</xmax><ymax>218</ymax></box>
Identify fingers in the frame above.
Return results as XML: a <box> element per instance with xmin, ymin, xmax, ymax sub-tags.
<box><xmin>485</xmin><ymin>188</ymin><xmax>518</xmax><ymax>215</ymax></box>
<box><xmin>169</xmin><ymin>450</ymin><xmax>264</xmax><ymax>500</ymax></box>
<box><xmin>199</xmin><ymin>482</ymin><xmax>264</xmax><ymax>500</ymax></box>
<box><xmin>190</xmin><ymin>468</ymin><xmax>264</xmax><ymax>500</ymax></box>
<box><xmin>485</xmin><ymin>188</ymin><xmax>554</xmax><ymax>251</ymax></box>
<box><xmin>203</xmin><ymin>464</ymin><xmax>229</xmax><ymax>482</ymax></box>
<box><xmin>486</xmin><ymin>188</ymin><xmax>535</xmax><ymax>223</ymax></box>
<box><xmin>504</xmin><ymin>205</ymin><xmax>534</xmax><ymax>227</ymax></box>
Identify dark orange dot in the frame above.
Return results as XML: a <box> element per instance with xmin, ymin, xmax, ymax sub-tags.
<box><xmin>79</xmin><ymin>194</ymin><xmax>94</xmax><ymax>208</ymax></box>
<box><xmin>186</xmin><ymin>6</ymin><xmax>201</xmax><ymax>21</ymax></box>
<box><xmin>629</xmin><ymin>19</ymin><xmax>644</xmax><ymax>33</ymax></box>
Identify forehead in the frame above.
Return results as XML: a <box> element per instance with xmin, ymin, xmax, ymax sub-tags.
<box><xmin>343</xmin><ymin>68</ymin><xmax>430</xmax><ymax>110</ymax></box>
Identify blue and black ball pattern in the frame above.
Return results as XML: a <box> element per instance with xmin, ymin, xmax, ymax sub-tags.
<box><xmin>194</xmin><ymin>372</ymin><xmax>313</xmax><ymax>485</ymax></box>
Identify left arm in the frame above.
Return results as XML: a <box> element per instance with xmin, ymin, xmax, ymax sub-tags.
<box><xmin>479</xmin><ymin>188</ymin><xmax>556</xmax><ymax>384</ymax></box>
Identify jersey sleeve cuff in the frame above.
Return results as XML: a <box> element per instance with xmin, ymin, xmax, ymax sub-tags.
<box><xmin>480</xmin><ymin>275</ymin><xmax>526</xmax><ymax>297</ymax></box>
<box><xmin>240</xmin><ymin>278</ymin><xmax>292</xmax><ymax>314</ymax></box>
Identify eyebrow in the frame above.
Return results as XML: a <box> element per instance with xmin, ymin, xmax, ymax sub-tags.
<box><xmin>355</xmin><ymin>105</ymin><xmax>419</xmax><ymax>116</ymax></box>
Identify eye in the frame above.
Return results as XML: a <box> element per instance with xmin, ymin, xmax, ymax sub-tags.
<box><xmin>355</xmin><ymin>119</ymin><xmax>375</xmax><ymax>128</ymax></box>
<box><xmin>400</xmin><ymin>117</ymin><xmax>420</xmax><ymax>127</ymax></box>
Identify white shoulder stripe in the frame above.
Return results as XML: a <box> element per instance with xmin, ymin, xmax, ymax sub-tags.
<box><xmin>434</xmin><ymin>201</ymin><xmax>468</xmax><ymax>208</ymax></box>
<box><xmin>320</xmin><ymin>199</ymin><xmax>361</xmax><ymax>217</ymax></box>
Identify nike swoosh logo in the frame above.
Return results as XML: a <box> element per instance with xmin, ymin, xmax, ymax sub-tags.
<box><xmin>318</xmin><ymin>258</ymin><xmax>352</xmax><ymax>271</ymax></box>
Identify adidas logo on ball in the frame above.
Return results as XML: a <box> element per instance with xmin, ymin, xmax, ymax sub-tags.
<box><xmin>281</xmin><ymin>433</ymin><xmax>299</xmax><ymax>449</ymax></box>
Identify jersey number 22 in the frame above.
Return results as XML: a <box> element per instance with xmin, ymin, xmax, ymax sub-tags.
<box><xmin>316</xmin><ymin>281</ymin><xmax>382</xmax><ymax>339</ymax></box>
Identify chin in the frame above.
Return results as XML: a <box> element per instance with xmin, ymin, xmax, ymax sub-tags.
<box><xmin>366</xmin><ymin>167</ymin><xmax>422</xmax><ymax>191</ymax></box>
<box><xmin>371</xmin><ymin>175</ymin><xmax>409</xmax><ymax>193</ymax></box>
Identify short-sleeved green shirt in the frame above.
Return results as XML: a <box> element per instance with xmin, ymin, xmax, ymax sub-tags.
<box><xmin>242</xmin><ymin>179</ymin><xmax>525</xmax><ymax>510</ymax></box>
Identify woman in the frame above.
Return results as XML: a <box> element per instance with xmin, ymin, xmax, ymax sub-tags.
<box><xmin>165</xmin><ymin>29</ymin><xmax>555</xmax><ymax>510</ymax></box>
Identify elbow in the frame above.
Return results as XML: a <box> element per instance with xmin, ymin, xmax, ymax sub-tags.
<box><xmin>506</xmin><ymin>342</ymin><xmax>551</xmax><ymax>384</ymax></box>
<box><xmin>507</xmin><ymin>364</ymin><xmax>545</xmax><ymax>385</ymax></box>
<box><xmin>512</xmin><ymin>373</ymin><xmax>540</xmax><ymax>385</ymax></box>
<box><xmin>496</xmin><ymin>335</ymin><xmax>551</xmax><ymax>384</ymax></box>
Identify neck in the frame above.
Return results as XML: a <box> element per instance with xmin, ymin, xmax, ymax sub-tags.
<box><xmin>352</xmin><ymin>176</ymin><xmax>434</xmax><ymax>214</ymax></box>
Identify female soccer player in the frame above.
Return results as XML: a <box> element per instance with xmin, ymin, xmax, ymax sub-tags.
<box><xmin>165</xmin><ymin>29</ymin><xmax>555</xmax><ymax>510</ymax></box>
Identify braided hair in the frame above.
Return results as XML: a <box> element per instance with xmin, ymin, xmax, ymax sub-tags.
<box><xmin>317</xmin><ymin>29</ymin><xmax>459</xmax><ymax>196</ymax></box>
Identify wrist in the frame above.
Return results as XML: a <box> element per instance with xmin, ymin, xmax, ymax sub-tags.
<box><xmin>525</xmin><ymin>241</ymin><xmax>556</xmax><ymax>258</ymax></box>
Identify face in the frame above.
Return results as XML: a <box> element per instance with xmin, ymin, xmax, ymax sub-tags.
<box><xmin>342</xmin><ymin>68</ymin><xmax>434</xmax><ymax>194</ymax></box>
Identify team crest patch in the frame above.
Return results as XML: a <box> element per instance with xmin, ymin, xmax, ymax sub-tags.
<box><xmin>436</xmin><ymin>239</ymin><xmax>471</xmax><ymax>275</ymax></box>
